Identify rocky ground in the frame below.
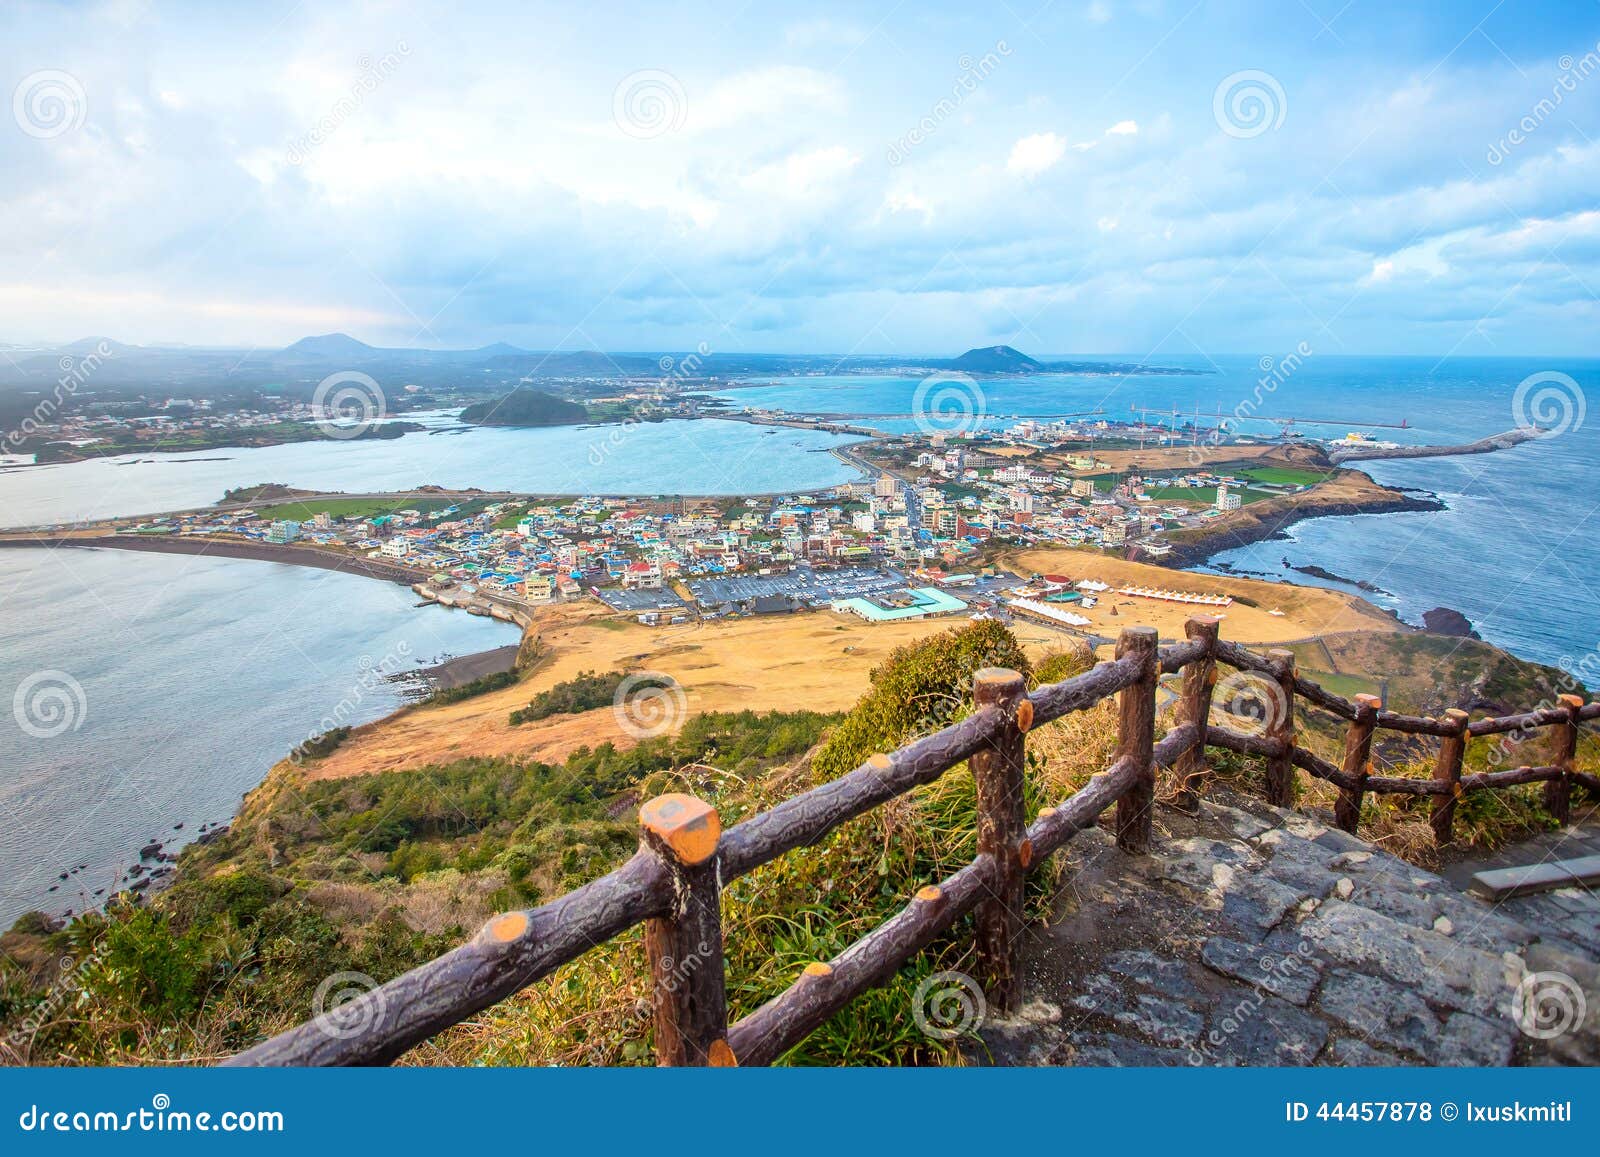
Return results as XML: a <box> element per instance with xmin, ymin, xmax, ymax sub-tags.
<box><xmin>975</xmin><ymin>792</ymin><xmax>1599</xmax><ymax>1066</ymax></box>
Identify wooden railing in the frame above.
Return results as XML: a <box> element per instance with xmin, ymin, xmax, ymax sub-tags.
<box><xmin>225</xmin><ymin>617</ymin><xmax>1598</xmax><ymax>1068</ymax></box>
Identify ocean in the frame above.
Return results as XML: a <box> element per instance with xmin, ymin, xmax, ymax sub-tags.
<box><xmin>0</xmin><ymin>547</ymin><xmax>519</xmax><ymax>927</ymax></box>
<box><xmin>715</xmin><ymin>355</ymin><xmax>1600</xmax><ymax>673</ymax></box>
<box><xmin>0</xmin><ymin>415</ymin><xmax>865</xmax><ymax>529</ymax></box>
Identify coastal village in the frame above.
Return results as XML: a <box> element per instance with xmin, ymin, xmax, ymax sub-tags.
<box><xmin>88</xmin><ymin>417</ymin><xmax>1335</xmax><ymax>642</ymax></box>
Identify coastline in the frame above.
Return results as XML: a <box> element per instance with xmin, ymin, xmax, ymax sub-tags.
<box><xmin>0</xmin><ymin>532</ymin><xmax>432</xmax><ymax>585</ymax></box>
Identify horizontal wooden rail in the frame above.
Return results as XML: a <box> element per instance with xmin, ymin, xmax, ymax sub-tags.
<box><xmin>228</xmin><ymin>617</ymin><xmax>1595</xmax><ymax>1068</ymax></box>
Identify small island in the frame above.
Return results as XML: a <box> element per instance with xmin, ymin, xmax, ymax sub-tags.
<box><xmin>458</xmin><ymin>388</ymin><xmax>590</xmax><ymax>427</ymax></box>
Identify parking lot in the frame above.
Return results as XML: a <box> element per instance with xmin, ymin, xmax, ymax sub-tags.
<box><xmin>687</xmin><ymin>565</ymin><xmax>908</xmax><ymax>608</ymax></box>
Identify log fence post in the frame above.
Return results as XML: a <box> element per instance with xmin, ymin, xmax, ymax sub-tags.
<box><xmin>971</xmin><ymin>667</ymin><xmax>1029</xmax><ymax>1015</ymax></box>
<box><xmin>1173</xmin><ymin>616</ymin><xmax>1220</xmax><ymax>812</ymax></box>
<box><xmin>1263</xmin><ymin>649</ymin><xmax>1298</xmax><ymax>808</ymax></box>
<box><xmin>1114</xmin><ymin>626</ymin><xmax>1160</xmax><ymax>854</ymax></box>
<box><xmin>1430</xmin><ymin>708</ymin><xmax>1471</xmax><ymax>847</ymax></box>
<box><xmin>1334</xmin><ymin>693</ymin><xmax>1381</xmax><ymax>833</ymax></box>
<box><xmin>639</xmin><ymin>793</ymin><xmax>732</xmax><ymax>1066</ymax></box>
<box><xmin>1547</xmin><ymin>693</ymin><xmax>1584</xmax><ymax>826</ymax></box>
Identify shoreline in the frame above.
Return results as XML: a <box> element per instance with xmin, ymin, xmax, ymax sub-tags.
<box><xmin>1160</xmin><ymin>488</ymin><xmax>1446</xmax><ymax>569</ymax></box>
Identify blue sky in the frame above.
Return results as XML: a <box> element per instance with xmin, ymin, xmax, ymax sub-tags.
<box><xmin>2</xmin><ymin>0</ymin><xmax>1598</xmax><ymax>357</ymax></box>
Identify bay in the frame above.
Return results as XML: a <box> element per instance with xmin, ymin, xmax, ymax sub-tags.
<box><xmin>0</xmin><ymin>547</ymin><xmax>519</xmax><ymax>928</ymax></box>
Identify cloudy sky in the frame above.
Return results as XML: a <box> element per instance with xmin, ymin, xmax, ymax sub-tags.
<box><xmin>2</xmin><ymin>0</ymin><xmax>1598</xmax><ymax>357</ymax></box>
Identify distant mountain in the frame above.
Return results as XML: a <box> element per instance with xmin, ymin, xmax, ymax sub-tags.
<box><xmin>279</xmin><ymin>333</ymin><xmax>381</xmax><ymax>361</ymax></box>
<box><xmin>459</xmin><ymin>388</ymin><xmax>589</xmax><ymax>427</ymax></box>
<box><xmin>948</xmin><ymin>345</ymin><xmax>1043</xmax><ymax>374</ymax></box>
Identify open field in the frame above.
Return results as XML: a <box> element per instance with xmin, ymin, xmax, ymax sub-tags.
<box><xmin>1005</xmin><ymin>549</ymin><xmax>1401</xmax><ymax>645</ymax></box>
<box><xmin>304</xmin><ymin>602</ymin><xmax>1075</xmax><ymax>781</ymax></box>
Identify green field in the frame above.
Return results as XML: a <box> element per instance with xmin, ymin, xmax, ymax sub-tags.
<box><xmin>1237</xmin><ymin>466</ymin><xmax>1328</xmax><ymax>487</ymax></box>
<box><xmin>257</xmin><ymin>495</ymin><xmax>506</xmax><ymax>523</ymax></box>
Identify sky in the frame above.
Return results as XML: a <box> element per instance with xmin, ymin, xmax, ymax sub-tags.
<box><xmin>1</xmin><ymin>0</ymin><xmax>1599</xmax><ymax>358</ymax></box>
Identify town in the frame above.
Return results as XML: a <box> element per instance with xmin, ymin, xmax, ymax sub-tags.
<box><xmin>86</xmin><ymin>417</ymin><xmax>1329</xmax><ymax>637</ymax></box>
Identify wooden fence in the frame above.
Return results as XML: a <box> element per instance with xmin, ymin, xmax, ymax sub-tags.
<box><xmin>225</xmin><ymin>616</ymin><xmax>1599</xmax><ymax>1068</ymax></box>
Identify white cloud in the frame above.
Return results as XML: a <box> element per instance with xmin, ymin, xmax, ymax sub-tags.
<box><xmin>1007</xmin><ymin>132</ymin><xmax>1067</xmax><ymax>177</ymax></box>
<box><xmin>1106</xmin><ymin>120</ymin><xmax>1139</xmax><ymax>136</ymax></box>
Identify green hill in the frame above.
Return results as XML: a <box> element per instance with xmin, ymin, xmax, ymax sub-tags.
<box><xmin>459</xmin><ymin>389</ymin><xmax>588</xmax><ymax>427</ymax></box>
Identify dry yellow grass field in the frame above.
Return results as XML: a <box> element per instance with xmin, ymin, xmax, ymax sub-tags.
<box><xmin>307</xmin><ymin>601</ymin><xmax>1073</xmax><ymax>780</ymax></box>
<box><xmin>307</xmin><ymin>547</ymin><xmax>1402</xmax><ymax>781</ymax></box>
<box><xmin>1007</xmin><ymin>549</ymin><xmax>1400</xmax><ymax>647</ymax></box>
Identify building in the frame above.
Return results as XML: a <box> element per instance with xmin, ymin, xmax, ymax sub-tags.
<box><xmin>266</xmin><ymin>519</ymin><xmax>301</xmax><ymax>544</ymax></box>
<box><xmin>1215</xmin><ymin>484</ymin><xmax>1242</xmax><ymax>512</ymax></box>
<box><xmin>523</xmin><ymin>574</ymin><xmax>555</xmax><ymax>603</ymax></box>
<box><xmin>1071</xmin><ymin>478</ymin><xmax>1096</xmax><ymax>498</ymax></box>
<box><xmin>874</xmin><ymin>474</ymin><xmax>899</xmax><ymax>499</ymax></box>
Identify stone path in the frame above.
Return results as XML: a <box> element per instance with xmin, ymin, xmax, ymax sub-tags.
<box><xmin>977</xmin><ymin>792</ymin><xmax>1600</xmax><ymax>1066</ymax></box>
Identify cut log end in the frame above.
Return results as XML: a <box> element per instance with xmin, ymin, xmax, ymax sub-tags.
<box><xmin>639</xmin><ymin>793</ymin><xmax>721</xmax><ymax>866</ymax></box>
<box><xmin>707</xmin><ymin>1039</ymin><xmax>738</xmax><ymax>1067</ymax></box>
<box><xmin>483</xmin><ymin>910</ymin><xmax>529</xmax><ymax>944</ymax></box>
<box><xmin>1018</xmin><ymin>839</ymin><xmax>1034</xmax><ymax>869</ymax></box>
<box><xmin>803</xmin><ymin>961</ymin><xmax>833</xmax><ymax>978</ymax></box>
<box><xmin>1015</xmin><ymin>698</ymin><xmax>1035</xmax><ymax>733</ymax></box>
<box><xmin>914</xmin><ymin>885</ymin><xmax>943</xmax><ymax>903</ymax></box>
<box><xmin>1037</xmin><ymin>806</ymin><xmax>1058</xmax><ymax>818</ymax></box>
<box><xmin>867</xmin><ymin>753</ymin><xmax>893</xmax><ymax>771</ymax></box>
<box><xmin>1558</xmin><ymin>693</ymin><xmax>1586</xmax><ymax>710</ymax></box>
